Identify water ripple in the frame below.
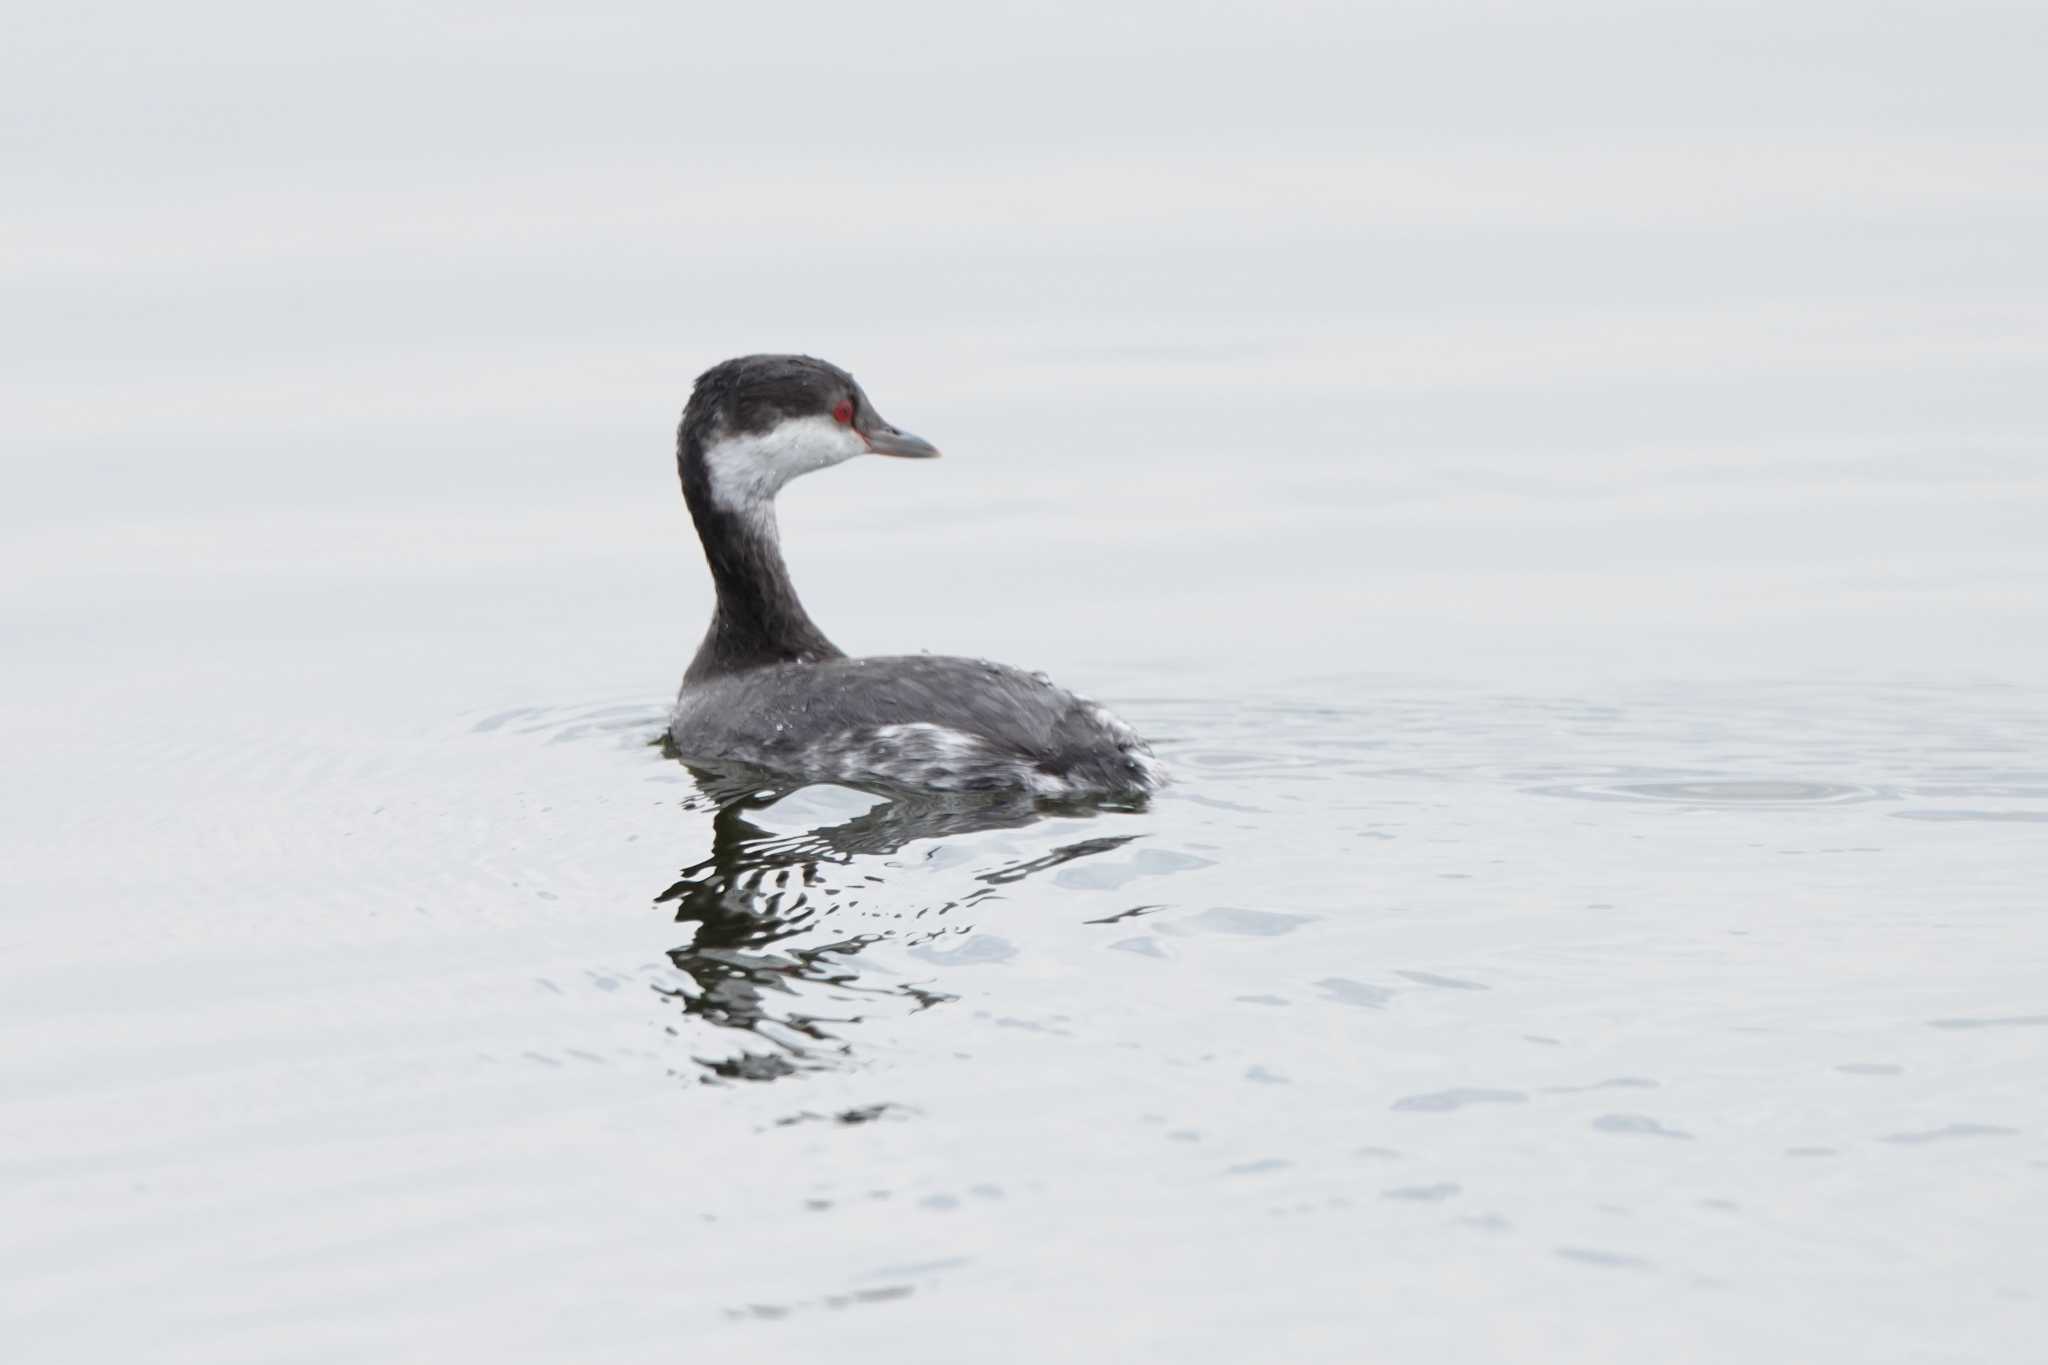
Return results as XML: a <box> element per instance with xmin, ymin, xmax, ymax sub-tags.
<box><xmin>1527</xmin><ymin>777</ymin><xmax>1885</xmax><ymax>806</ymax></box>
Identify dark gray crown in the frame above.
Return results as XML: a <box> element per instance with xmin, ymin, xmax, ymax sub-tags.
<box><xmin>679</xmin><ymin>354</ymin><xmax>868</xmax><ymax>453</ymax></box>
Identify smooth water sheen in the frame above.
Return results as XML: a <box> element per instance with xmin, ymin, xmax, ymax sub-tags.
<box><xmin>6</xmin><ymin>2</ymin><xmax>2048</xmax><ymax>1361</ymax></box>
<box><xmin>6</xmin><ymin>672</ymin><xmax>2044</xmax><ymax>1362</ymax></box>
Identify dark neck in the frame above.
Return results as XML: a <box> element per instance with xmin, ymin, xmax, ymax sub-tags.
<box><xmin>680</xmin><ymin>456</ymin><xmax>843</xmax><ymax>685</ymax></box>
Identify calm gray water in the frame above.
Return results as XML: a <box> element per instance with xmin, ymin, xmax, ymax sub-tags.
<box><xmin>5</xmin><ymin>3</ymin><xmax>2047</xmax><ymax>1362</ymax></box>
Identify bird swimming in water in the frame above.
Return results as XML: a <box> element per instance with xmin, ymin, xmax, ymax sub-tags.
<box><xmin>667</xmin><ymin>354</ymin><xmax>1160</xmax><ymax>798</ymax></box>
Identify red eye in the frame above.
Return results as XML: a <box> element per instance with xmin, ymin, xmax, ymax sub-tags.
<box><xmin>832</xmin><ymin>400</ymin><xmax>853</xmax><ymax>425</ymax></box>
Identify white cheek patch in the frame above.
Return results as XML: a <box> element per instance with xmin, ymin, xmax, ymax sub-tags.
<box><xmin>702</xmin><ymin>415</ymin><xmax>868</xmax><ymax>512</ymax></box>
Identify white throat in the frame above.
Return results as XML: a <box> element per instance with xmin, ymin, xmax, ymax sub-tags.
<box><xmin>701</xmin><ymin>415</ymin><xmax>867</xmax><ymax>513</ymax></box>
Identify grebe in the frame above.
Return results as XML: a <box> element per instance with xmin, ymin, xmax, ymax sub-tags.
<box><xmin>667</xmin><ymin>354</ymin><xmax>1160</xmax><ymax>798</ymax></box>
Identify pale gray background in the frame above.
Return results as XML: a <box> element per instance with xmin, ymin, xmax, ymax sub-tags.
<box><xmin>7</xmin><ymin>0</ymin><xmax>2044</xmax><ymax>685</ymax></box>
<box><xmin>5</xmin><ymin>4</ymin><xmax>2046</xmax><ymax>1363</ymax></box>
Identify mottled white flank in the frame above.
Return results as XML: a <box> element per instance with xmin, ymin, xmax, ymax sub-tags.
<box><xmin>668</xmin><ymin>655</ymin><xmax>1163</xmax><ymax>798</ymax></box>
<box><xmin>779</xmin><ymin>710</ymin><xmax>1165</xmax><ymax>798</ymax></box>
<box><xmin>799</xmin><ymin>721</ymin><xmax>1077</xmax><ymax>796</ymax></box>
<box><xmin>701</xmin><ymin>415</ymin><xmax>868</xmax><ymax>512</ymax></box>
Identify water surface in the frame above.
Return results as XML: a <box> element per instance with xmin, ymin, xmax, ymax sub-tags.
<box><xmin>5</xmin><ymin>2</ymin><xmax>2048</xmax><ymax>1361</ymax></box>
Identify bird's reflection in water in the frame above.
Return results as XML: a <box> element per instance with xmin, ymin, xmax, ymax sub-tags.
<box><xmin>655</xmin><ymin>760</ymin><xmax>1144</xmax><ymax>1082</ymax></box>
